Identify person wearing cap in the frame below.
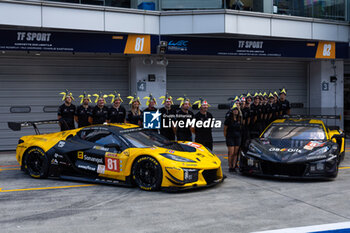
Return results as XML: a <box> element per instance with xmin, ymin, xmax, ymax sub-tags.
<box><xmin>89</xmin><ymin>92</ymin><xmax>109</xmax><ymax>125</ymax></box>
<box><xmin>224</xmin><ymin>103</ymin><xmax>242</xmax><ymax>172</ymax></box>
<box><xmin>58</xmin><ymin>90</ymin><xmax>76</xmax><ymax>131</ymax></box>
<box><xmin>225</xmin><ymin>96</ymin><xmax>240</xmax><ymax>120</ymax></box>
<box><xmin>240</xmin><ymin>96</ymin><xmax>251</xmax><ymax>149</ymax></box>
<box><xmin>143</xmin><ymin>93</ymin><xmax>158</xmax><ymax>112</ymax></box>
<box><xmin>261</xmin><ymin>92</ymin><xmax>269</xmax><ymax>129</ymax></box>
<box><xmin>278</xmin><ymin>88</ymin><xmax>291</xmax><ymax>116</ymax></box>
<box><xmin>176</xmin><ymin>95</ymin><xmax>194</xmax><ymax>141</ymax></box>
<box><xmin>267</xmin><ymin>92</ymin><xmax>279</xmax><ymax>124</ymax></box>
<box><xmin>272</xmin><ymin>91</ymin><xmax>279</xmax><ymax>117</ymax></box>
<box><xmin>126</xmin><ymin>94</ymin><xmax>143</xmax><ymax>126</ymax></box>
<box><xmin>249</xmin><ymin>92</ymin><xmax>262</xmax><ymax>139</ymax></box>
<box><xmin>75</xmin><ymin>92</ymin><xmax>92</xmax><ymax>128</ymax></box>
<box><xmin>246</xmin><ymin>92</ymin><xmax>253</xmax><ymax>106</ymax></box>
<box><xmin>159</xmin><ymin>93</ymin><xmax>177</xmax><ymax>140</ymax></box>
<box><xmin>108</xmin><ymin>92</ymin><xmax>126</xmax><ymax>124</ymax></box>
<box><xmin>193</xmin><ymin>98</ymin><xmax>214</xmax><ymax>150</ymax></box>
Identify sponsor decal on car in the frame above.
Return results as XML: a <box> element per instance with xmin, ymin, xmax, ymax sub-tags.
<box><xmin>57</xmin><ymin>141</ymin><xmax>65</xmax><ymax>148</ymax></box>
<box><xmin>97</xmin><ymin>165</ymin><xmax>105</xmax><ymax>174</ymax></box>
<box><xmin>304</xmin><ymin>141</ymin><xmax>326</xmax><ymax>151</ymax></box>
<box><xmin>269</xmin><ymin>148</ymin><xmax>302</xmax><ymax>153</ymax></box>
<box><xmin>77</xmin><ymin>164</ymin><xmax>96</xmax><ymax>172</ymax></box>
<box><xmin>186</xmin><ymin>142</ymin><xmax>202</xmax><ymax>149</ymax></box>
<box><xmin>105</xmin><ymin>152</ymin><xmax>118</xmax><ymax>158</ymax></box>
<box><xmin>77</xmin><ymin>151</ymin><xmax>84</xmax><ymax>159</ymax></box>
<box><xmin>84</xmin><ymin>155</ymin><xmax>103</xmax><ymax>164</ymax></box>
<box><xmin>54</xmin><ymin>153</ymin><xmax>64</xmax><ymax>159</ymax></box>
<box><xmin>93</xmin><ymin>146</ymin><xmax>109</xmax><ymax>152</ymax></box>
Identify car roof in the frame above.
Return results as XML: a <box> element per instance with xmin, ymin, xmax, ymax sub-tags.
<box><xmin>81</xmin><ymin>123</ymin><xmax>140</xmax><ymax>133</ymax></box>
<box><xmin>272</xmin><ymin>118</ymin><xmax>324</xmax><ymax>125</ymax></box>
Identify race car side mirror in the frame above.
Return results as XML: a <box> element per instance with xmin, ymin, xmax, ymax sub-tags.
<box><xmin>331</xmin><ymin>134</ymin><xmax>343</xmax><ymax>140</ymax></box>
<box><xmin>105</xmin><ymin>143</ymin><xmax>121</xmax><ymax>151</ymax></box>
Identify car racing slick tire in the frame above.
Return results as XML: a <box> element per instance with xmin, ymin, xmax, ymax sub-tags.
<box><xmin>23</xmin><ymin>147</ymin><xmax>49</xmax><ymax>179</ymax></box>
<box><xmin>132</xmin><ymin>156</ymin><xmax>163</xmax><ymax>191</ymax></box>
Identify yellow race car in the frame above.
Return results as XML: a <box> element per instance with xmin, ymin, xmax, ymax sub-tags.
<box><xmin>9</xmin><ymin>121</ymin><xmax>224</xmax><ymax>191</ymax></box>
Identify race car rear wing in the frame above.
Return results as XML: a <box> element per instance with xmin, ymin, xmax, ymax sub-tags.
<box><xmin>8</xmin><ymin>120</ymin><xmax>59</xmax><ymax>135</ymax></box>
<box><xmin>282</xmin><ymin>114</ymin><xmax>341</xmax><ymax>120</ymax></box>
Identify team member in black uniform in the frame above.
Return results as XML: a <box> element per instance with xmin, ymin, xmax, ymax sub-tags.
<box><xmin>225</xmin><ymin>96</ymin><xmax>238</xmax><ymax>120</ymax></box>
<box><xmin>249</xmin><ymin>92</ymin><xmax>262</xmax><ymax>139</ymax></box>
<box><xmin>176</xmin><ymin>95</ymin><xmax>194</xmax><ymax>141</ymax></box>
<box><xmin>240</xmin><ymin>96</ymin><xmax>251</xmax><ymax>149</ymax></box>
<box><xmin>273</xmin><ymin>91</ymin><xmax>280</xmax><ymax>118</ymax></box>
<box><xmin>90</xmin><ymin>92</ymin><xmax>109</xmax><ymax>125</ymax></box>
<box><xmin>278</xmin><ymin>88</ymin><xmax>291</xmax><ymax>116</ymax></box>
<box><xmin>193</xmin><ymin>98</ymin><xmax>213</xmax><ymax>150</ymax></box>
<box><xmin>267</xmin><ymin>93</ymin><xmax>279</xmax><ymax>124</ymax></box>
<box><xmin>246</xmin><ymin>92</ymin><xmax>253</xmax><ymax>106</ymax></box>
<box><xmin>75</xmin><ymin>92</ymin><xmax>92</xmax><ymax>128</ymax></box>
<box><xmin>126</xmin><ymin>94</ymin><xmax>143</xmax><ymax>126</ymax></box>
<box><xmin>58</xmin><ymin>90</ymin><xmax>76</xmax><ymax>131</ymax></box>
<box><xmin>261</xmin><ymin>92</ymin><xmax>269</xmax><ymax>130</ymax></box>
<box><xmin>224</xmin><ymin>103</ymin><xmax>242</xmax><ymax>172</ymax></box>
<box><xmin>159</xmin><ymin>93</ymin><xmax>177</xmax><ymax>140</ymax></box>
<box><xmin>108</xmin><ymin>92</ymin><xmax>126</xmax><ymax>123</ymax></box>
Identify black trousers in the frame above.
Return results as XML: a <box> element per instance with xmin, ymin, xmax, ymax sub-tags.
<box><xmin>59</xmin><ymin>118</ymin><xmax>75</xmax><ymax>131</ymax></box>
<box><xmin>195</xmin><ymin>139</ymin><xmax>213</xmax><ymax>151</ymax></box>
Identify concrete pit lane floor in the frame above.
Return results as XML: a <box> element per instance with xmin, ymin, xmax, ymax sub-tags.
<box><xmin>1</xmin><ymin>142</ymin><xmax>350</xmax><ymax>233</ymax></box>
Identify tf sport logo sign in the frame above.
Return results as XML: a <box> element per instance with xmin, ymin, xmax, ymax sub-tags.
<box><xmin>143</xmin><ymin>110</ymin><xmax>161</xmax><ymax>129</ymax></box>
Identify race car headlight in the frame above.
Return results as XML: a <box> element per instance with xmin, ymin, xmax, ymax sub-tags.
<box><xmin>160</xmin><ymin>153</ymin><xmax>195</xmax><ymax>163</ymax></box>
<box><xmin>248</xmin><ymin>144</ymin><xmax>261</xmax><ymax>154</ymax></box>
<box><xmin>308</xmin><ymin>146</ymin><xmax>330</xmax><ymax>156</ymax></box>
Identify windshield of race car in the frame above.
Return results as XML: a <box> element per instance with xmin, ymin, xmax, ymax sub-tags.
<box><xmin>262</xmin><ymin>124</ymin><xmax>326</xmax><ymax>140</ymax></box>
<box><xmin>122</xmin><ymin>130</ymin><xmax>171</xmax><ymax>148</ymax></box>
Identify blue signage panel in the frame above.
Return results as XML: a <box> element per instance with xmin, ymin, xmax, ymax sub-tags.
<box><xmin>0</xmin><ymin>30</ymin><xmax>128</xmax><ymax>53</ymax></box>
<box><xmin>158</xmin><ymin>36</ymin><xmax>348</xmax><ymax>59</ymax></box>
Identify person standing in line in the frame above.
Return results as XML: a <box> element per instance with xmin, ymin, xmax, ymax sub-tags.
<box><xmin>89</xmin><ymin>92</ymin><xmax>109</xmax><ymax>125</ymax></box>
<box><xmin>75</xmin><ymin>91</ymin><xmax>93</xmax><ymax>128</ymax></box>
<box><xmin>193</xmin><ymin>98</ymin><xmax>214</xmax><ymax>150</ymax></box>
<box><xmin>224</xmin><ymin>103</ymin><xmax>242</xmax><ymax>172</ymax></box>
<box><xmin>278</xmin><ymin>88</ymin><xmax>291</xmax><ymax>116</ymax></box>
<box><xmin>159</xmin><ymin>93</ymin><xmax>177</xmax><ymax>140</ymax></box>
<box><xmin>58</xmin><ymin>89</ymin><xmax>76</xmax><ymax>131</ymax></box>
<box><xmin>176</xmin><ymin>95</ymin><xmax>194</xmax><ymax>141</ymax></box>
<box><xmin>108</xmin><ymin>91</ymin><xmax>126</xmax><ymax>124</ymax></box>
<box><xmin>126</xmin><ymin>93</ymin><xmax>143</xmax><ymax>126</ymax></box>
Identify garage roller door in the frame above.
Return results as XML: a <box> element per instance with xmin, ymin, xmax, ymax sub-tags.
<box><xmin>0</xmin><ymin>53</ymin><xmax>129</xmax><ymax>150</ymax></box>
<box><xmin>166</xmin><ymin>57</ymin><xmax>308</xmax><ymax>142</ymax></box>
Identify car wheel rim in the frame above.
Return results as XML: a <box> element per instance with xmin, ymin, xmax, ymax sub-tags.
<box><xmin>27</xmin><ymin>151</ymin><xmax>44</xmax><ymax>175</ymax></box>
<box><xmin>137</xmin><ymin>160</ymin><xmax>158</xmax><ymax>186</ymax></box>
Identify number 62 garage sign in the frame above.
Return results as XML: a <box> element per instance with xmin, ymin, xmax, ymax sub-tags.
<box><xmin>315</xmin><ymin>41</ymin><xmax>335</xmax><ymax>59</ymax></box>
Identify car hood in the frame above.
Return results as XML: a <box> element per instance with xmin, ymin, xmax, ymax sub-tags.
<box><xmin>139</xmin><ymin>141</ymin><xmax>221</xmax><ymax>168</ymax></box>
<box><xmin>248</xmin><ymin>138</ymin><xmax>334</xmax><ymax>163</ymax></box>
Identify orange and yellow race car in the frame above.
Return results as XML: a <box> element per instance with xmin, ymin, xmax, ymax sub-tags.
<box><xmin>9</xmin><ymin>121</ymin><xmax>224</xmax><ymax>191</ymax></box>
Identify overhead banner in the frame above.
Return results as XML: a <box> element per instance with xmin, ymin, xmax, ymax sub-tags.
<box><xmin>0</xmin><ymin>30</ymin><xmax>151</xmax><ymax>54</ymax></box>
<box><xmin>0</xmin><ymin>29</ymin><xmax>347</xmax><ymax>59</ymax></box>
<box><xmin>158</xmin><ymin>36</ymin><xmax>348</xmax><ymax>59</ymax></box>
